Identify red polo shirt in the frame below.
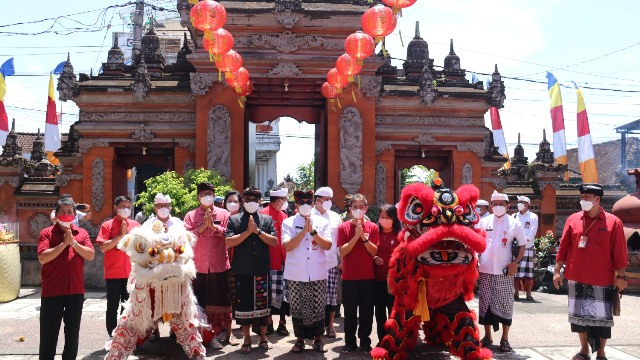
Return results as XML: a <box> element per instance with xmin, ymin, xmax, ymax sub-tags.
<box><xmin>96</xmin><ymin>217</ymin><xmax>140</xmax><ymax>279</ymax></box>
<box><xmin>374</xmin><ymin>229</ymin><xmax>400</xmax><ymax>282</ymax></box>
<box><xmin>557</xmin><ymin>208</ymin><xmax>628</xmax><ymax>287</ymax></box>
<box><xmin>260</xmin><ymin>205</ymin><xmax>288</xmax><ymax>271</ymax></box>
<box><xmin>38</xmin><ymin>224</ymin><xmax>94</xmax><ymax>298</ymax></box>
<box><xmin>337</xmin><ymin>220</ymin><xmax>379</xmax><ymax>280</ymax></box>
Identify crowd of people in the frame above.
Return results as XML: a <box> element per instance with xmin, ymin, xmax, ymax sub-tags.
<box><xmin>35</xmin><ymin>181</ymin><xmax>628</xmax><ymax>360</ymax></box>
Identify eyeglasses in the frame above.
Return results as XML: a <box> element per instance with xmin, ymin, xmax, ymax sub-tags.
<box><xmin>297</xmin><ymin>199</ymin><xmax>313</xmax><ymax>206</ymax></box>
<box><xmin>155</xmin><ymin>204</ymin><xmax>171</xmax><ymax>209</ymax></box>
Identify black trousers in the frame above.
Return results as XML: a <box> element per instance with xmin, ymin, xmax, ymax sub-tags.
<box><xmin>39</xmin><ymin>294</ymin><xmax>84</xmax><ymax>360</ymax></box>
<box><xmin>105</xmin><ymin>278</ymin><xmax>129</xmax><ymax>336</ymax></box>
<box><xmin>373</xmin><ymin>280</ymin><xmax>394</xmax><ymax>341</ymax></box>
<box><xmin>342</xmin><ymin>279</ymin><xmax>374</xmax><ymax>348</ymax></box>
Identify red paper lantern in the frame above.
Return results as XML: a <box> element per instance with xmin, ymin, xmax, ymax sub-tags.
<box><xmin>203</xmin><ymin>28</ymin><xmax>234</xmax><ymax>57</ymax></box>
<box><xmin>215</xmin><ymin>50</ymin><xmax>242</xmax><ymax>73</ymax></box>
<box><xmin>225</xmin><ymin>67</ymin><xmax>249</xmax><ymax>89</ymax></box>
<box><xmin>336</xmin><ymin>54</ymin><xmax>363</xmax><ymax>82</ymax></box>
<box><xmin>327</xmin><ymin>68</ymin><xmax>348</xmax><ymax>92</ymax></box>
<box><xmin>190</xmin><ymin>0</ymin><xmax>227</xmax><ymax>32</ymax></box>
<box><xmin>345</xmin><ymin>31</ymin><xmax>376</xmax><ymax>63</ymax></box>
<box><xmin>362</xmin><ymin>4</ymin><xmax>397</xmax><ymax>42</ymax></box>
<box><xmin>321</xmin><ymin>82</ymin><xmax>337</xmax><ymax>99</ymax></box>
<box><xmin>235</xmin><ymin>81</ymin><xmax>254</xmax><ymax>96</ymax></box>
<box><xmin>381</xmin><ymin>0</ymin><xmax>418</xmax><ymax>15</ymax></box>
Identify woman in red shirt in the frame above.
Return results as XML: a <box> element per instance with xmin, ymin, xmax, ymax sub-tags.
<box><xmin>373</xmin><ymin>204</ymin><xmax>402</xmax><ymax>342</ymax></box>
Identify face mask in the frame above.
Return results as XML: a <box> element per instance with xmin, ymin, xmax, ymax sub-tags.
<box><xmin>226</xmin><ymin>202</ymin><xmax>240</xmax><ymax>212</ymax></box>
<box><xmin>321</xmin><ymin>200</ymin><xmax>332</xmax><ymax>212</ymax></box>
<box><xmin>352</xmin><ymin>209</ymin><xmax>365</xmax><ymax>219</ymax></box>
<box><xmin>298</xmin><ymin>204</ymin><xmax>312</xmax><ymax>217</ymax></box>
<box><xmin>157</xmin><ymin>208</ymin><xmax>171</xmax><ymax>219</ymax></box>
<box><xmin>118</xmin><ymin>208</ymin><xmax>131</xmax><ymax>219</ymax></box>
<box><xmin>580</xmin><ymin>200</ymin><xmax>594</xmax><ymax>212</ymax></box>
<box><xmin>492</xmin><ymin>206</ymin><xmax>506</xmax><ymax>217</ymax></box>
<box><xmin>57</xmin><ymin>214</ymin><xmax>74</xmax><ymax>228</ymax></box>
<box><xmin>517</xmin><ymin>203</ymin><xmax>526</xmax><ymax>211</ymax></box>
<box><xmin>379</xmin><ymin>218</ymin><xmax>393</xmax><ymax>230</ymax></box>
<box><xmin>244</xmin><ymin>202</ymin><xmax>260</xmax><ymax>214</ymax></box>
<box><xmin>200</xmin><ymin>195</ymin><xmax>214</xmax><ymax>207</ymax></box>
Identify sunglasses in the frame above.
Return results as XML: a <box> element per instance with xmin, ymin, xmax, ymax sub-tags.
<box><xmin>244</xmin><ymin>197</ymin><xmax>260</xmax><ymax>203</ymax></box>
<box><xmin>297</xmin><ymin>199</ymin><xmax>313</xmax><ymax>206</ymax></box>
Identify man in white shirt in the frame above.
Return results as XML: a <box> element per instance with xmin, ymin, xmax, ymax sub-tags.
<box><xmin>142</xmin><ymin>193</ymin><xmax>184</xmax><ymax>231</ymax></box>
<box><xmin>311</xmin><ymin>186</ymin><xmax>343</xmax><ymax>339</ymax></box>
<box><xmin>476</xmin><ymin>199</ymin><xmax>490</xmax><ymax>219</ymax></box>
<box><xmin>513</xmin><ymin>196</ymin><xmax>538</xmax><ymax>301</ymax></box>
<box><xmin>282</xmin><ymin>190</ymin><xmax>332</xmax><ymax>353</ymax></box>
<box><xmin>476</xmin><ymin>190</ymin><xmax>526</xmax><ymax>353</ymax></box>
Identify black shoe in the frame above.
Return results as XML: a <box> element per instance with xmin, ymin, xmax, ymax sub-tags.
<box><xmin>342</xmin><ymin>344</ymin><xmax>358</xmax><ymax>353</ymax></box>
<box><xmin>359</xmin><ymin>344</ymin><xmax>373</xmax><ymax>352</ymax></box>
<box><xmin>265</xmin><ymin>324</ymin><xmax>275</xmax><ymax>335</ymax></box>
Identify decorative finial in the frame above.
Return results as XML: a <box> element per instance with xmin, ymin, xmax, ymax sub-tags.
<box><xmin>67</xmin><ymin>52</ymin><xmax>70</xmax><ymax>62</ymax></box>
<box><xmin>518</xmin><ymin>133</ymin><xmax>521</xmax><ymax>145</ymax></box>
<box><xmin>415</xmin><ymin>21</ymin><xmax>420</xmax><ymax>38</ymax></box>
<box><xmin>37</xmin><ymin>128</ymin><xmax>40</xmax><ymax>135</ymax></box>
<box><xmin>495</xmin><ymin>64</ymin><xmax>499</xmax><ymax>72</ymax></box>
<box><xmin>449</xmin><ymin>39</ymin><xmax>454</xmax><ymax>54</ymax></box>
<box><xmin>11</xmin><ymin>118</ymin><xmax>15</xmax><ymax>131</ymax></box>
<box><xmin>543</xmin><ymin>129</ymin><xmax>547</xmax><ymax>141</ymax></box>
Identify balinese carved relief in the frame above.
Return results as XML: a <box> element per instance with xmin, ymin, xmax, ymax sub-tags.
<box><xmin>461</xmin><ymin>163</ymin><xmax>473</xmax><ymax>184</ymax></box>
<box><xmin>359</xmin><ymin>75</ymin><xmax>382</xmax><ymax>98</ymax></box>
<box><xmin>376</xmin><ymin>162</ymin><xmax>386</xmax><ymax>206</ymax></box>
<box><xmin>92</xmin><ymin>157</ymin><xmax>105</xmax><ymax>212</ymax></box>
<box><xmin>537</xmin><ymin>180</ymin><xmax>561</xmax><ymax>191</ymax></box>
<box><xmin>376</xmin><ymin>116</ymin><xmax>484</xmax><ymax>127</ymax></box>
<box><xmin>482</xmin><ymin>177</ymin><xmax>507</xmax><ymax>190</ymax></box>
<box><xmin>80</xmin><ymin>112</ymin><xmax>196</xmax><ymax>123</ymax></box>
<box><xmin>266</xmin><ymin>62</ymin><xmax>303</xmax><ymax>78</ymax></box>
<box><xmin>177</xmin><ymin>139</ymin><xmax>196</xmax><ymax>153</ymax></box>
<box><xmin>79</xmin><ymin>139</ymin><xmax>109</xmax><ymax>154</ymax></box>
<box><xmin>131</xmin><ymin>128</ymin><xmax>155</xmax><ymax>142</ymax></box>
<box><xmin>234</xmin><ymin>32</ymin><xmax>342</xmax><ymax>54</ymax></box>
<box><xmin>131</xmin><ymin>60</ymin><xmax>152</xmax><ymax>101</ymax></box>
<box><xmin>419</xmin><ymin>68</ymin><xmax>437</xmax><ymax>104</ymax></box>
<box><xmin>29</xmin><ymin>213</ymin><xmax>52</xmax><ymax>239</ymax></box>
<box><xmin>207</xmin><ymin>105</ymin><xmax>231</xmax><ymax>179</ymax></box>
<box><xmin>183</xmin><ymin>159</ymin><xmax>194</xmax><ymax>173</ymax></box>
<box><xmin>414</xmin><ymin>133</ymin><xmax>435</xmax><ymax>145</ymax></box>
<box><xmin>277</xmin><ymin>10</ymin><xmax>301</xmax><ymax>29</ymax></box>
<box><xmin>57</xmin><ymin>57</ymin><xmax>78</xmax><ymax>102</ymax></box>
<box><xmin>456</xmin><ymin>143</ymin><xmax>486</xmax><ymax>158</ymax></box>
<box><xmin>375</xmin><ymin>141</ymin><xmax>392</xmax><ymax>155</ymax></box>
<box><xmin>339</xmin><ymin>107</ymin><xmax>363</xmax><ymax>194</ymax></box>
<box><xmin>190</xmin><ymin>72</ymin><xmax>218</xmax><ymax>96</ymax></box>
<box><xmin>0</xmin><ymin>176</ymin><xmax>20</xmax><ymax>187</ymax></box>
<box><xmin>56</xmin><ymin>174</ymin><xmax>83</xmax><ymax>187</ymax></box>
<box><xmin>275</xmin><ymin>0</ymin><xmax>302</xmax><ymax>12</ymax></box>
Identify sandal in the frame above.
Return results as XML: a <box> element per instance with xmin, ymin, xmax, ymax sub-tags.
<box><xmin>258</xmin><ymin>339</ymin><xmax>273</xmax><ymax>350</ymax></box>
<box><xmin>312</xmin><ymin>340</ymin><xmax>328</xmax><ymax>353</ymax></box>
<box><xmin>325</xmin><ymin>327</ymin><xmax>337</xmax><ymax>338</ymax></box>
<box><xmin>224</xmin><ymin>335</ymin><xmax>240</xmax><ymax>346</ymax></box>
<box><xmin>499</xmin><ymin>339</ymin><xmax>512</xmax><ymax>352</ymax></box>
<box><xmin>240</xmin><ymin>343</ymin><xmax>252</xmax><ymax>354</ymax></box>
<box><xmin>291</xmin><ymin>339</ymin><xmax>305</xmax><ymax>353</ymax></box>
<box><xmin>572</xmin><ymin>353</ymin><xmax>591</xmax><ymax>360</ymax></box>
<box><xmin>276</xmin><ymin>323</ymin><xmax>290</xmax><ymax>336</ymax></box>
<box><xmin>480</xmin><ymin>337</ymin><xmax>492</xmax><ymax>347</ymax></box>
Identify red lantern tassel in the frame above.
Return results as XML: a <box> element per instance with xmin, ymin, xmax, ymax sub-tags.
<box><xmin>329</xmin><ymin>99</ymin><xmax>336</xmax><ymax>111</ymax></box>
<box><xmin>218</xmin><ymin>69</ymin><xmax>222</xmax><ymax>82</ymax></box>
<box><xmin>348</xmin><ymin>75</ymin><xmax>355</xmax><ymax>83</ymax></box>
<box><xmin>352</xmin><ymin>88</ymin><xmax>357</xmax><ymax>103</ymax></box>
<box><xmin>188</xmin><ymin>0</ymin><xmax>198</xmax><ymax>4</ymax></box>
<box><xmin>238</xmin><ymin>96</ymin><xmax>246</xmax><ymax>108</ymax></box>
<box><xmin>336</xmin><ymin>97</ymin><xmax>342</xmax><ymax>108</ymax></box>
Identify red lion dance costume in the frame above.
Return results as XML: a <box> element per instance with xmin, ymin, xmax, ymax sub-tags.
<box><xmin>105</xmin><ymin>221</ymin><xmax>206</xmax><ymax>360</ymax></box>
<box><xmin>371</xmin><ymin>181</ymin><xmax>492</xmax><ymax>360</ymax></box>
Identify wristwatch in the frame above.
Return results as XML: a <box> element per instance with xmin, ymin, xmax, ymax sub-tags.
<box><xmin>72</xmin><ymin>240</ymin><xmax>79</xmax><ymax>248</ymax></box>
<box><xmin>617</xmin><ymin>275</ymin><xmax>627</xmax><ymax>280</ymax></box>
<box><xmin>257</xmin><ymin>229</ymin><xmax>263</xmax><ymax>236</ymax></box>
<box><xmin>362</xmin><ymin>239</ymin><xmax>369</xmax><ymax>244</ymax></box>
<box><xmin>310</xmin><ymin>229</ymin><xmax>318</xmax><ymax>236</ymax></box>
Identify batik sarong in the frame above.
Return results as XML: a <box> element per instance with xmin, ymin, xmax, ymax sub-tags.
<box><xmin>478</xmin><ymin>273</ymin><xmax>514</xmax><ymax>331</ymax></box>
<box><xmin>231</xmin><ymin>273</ymin><xmax>270</xmax><ymax>326</ymax></box>
<box><xmin>288</xmin><ymin>279</ymin><xmax>327</xmax><ymax>339</ymax></box>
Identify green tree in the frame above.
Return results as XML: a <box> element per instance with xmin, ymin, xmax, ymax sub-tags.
<box><xmin>294</xmin><ymin>160</ymin><xmax>315</xmax><ymax>191</ymax></box>
<box><xmin>400</xmin><ymin>165</ymin><xmax>436</xmax><ymax>187</ymax></box>
<box><xmin>135</xmin><ymin>168</ymin><xmax>234</xmax><ymax>218</ymax></box>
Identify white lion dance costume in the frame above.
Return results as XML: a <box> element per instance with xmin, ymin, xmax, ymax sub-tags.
<box><xmin>105</xmin><ymin>221</ymin><xmax>206</xmax><ymax>360</ymax></box>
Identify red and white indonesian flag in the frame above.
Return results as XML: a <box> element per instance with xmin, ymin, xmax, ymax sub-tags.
<box><xmin>44</xmin><ymin>74</ymin><xmax>61</xmax><ymax>153</ymax></box>
<box><xmin>574</xmin><ymin>83</ymin><xmax>598</xmax><ymax>183</ymax></box>
<box><xmin>490</xmin><ymin>106</ymin><xmax>511</xmax><ymax>169</ymax></box>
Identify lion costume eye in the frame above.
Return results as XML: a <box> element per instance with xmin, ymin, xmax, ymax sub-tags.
<box><xmin>405</xmin><ymin>197</ymin><xmax>424</xmax><ymax>222</ymax></box>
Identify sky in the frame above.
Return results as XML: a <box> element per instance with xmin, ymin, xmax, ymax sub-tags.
<box><xmin>1</xmin><ymin>0</ymin><xmax>640</xmax><ymax>183</ymax></box>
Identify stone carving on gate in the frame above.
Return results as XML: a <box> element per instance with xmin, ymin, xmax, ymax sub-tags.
<box><xmin>266</xmin><ymin>62</ymin><xmax>303</xmax><ymax>78</ymax></box>
<box><xmin>177</xmin><ymin>139</ymin><xmax>196</xmax><ymax>153</ymax></box>
<box><xmin>418</xmin><ymin>68</ymin><xmax>437</xmax><ymax>104</ymax></box>
<box><xmin>461</xmin><ymin>163</ymin><xmax>472</xmax><ymax>184</ymax></box>
<box><xmin>207</xmin><ymin>105</ymin><xmax>231</xmax><ymax>179</ymax></box>
<box><xmin>277</xmin><ymin>10</ymin><xmax>301</xmax><ymax>29</ymax></box>
<box><xmin>131</xmin><ymin>60</ymin><xmax>152</xmax><ymax>101</ymax></box>
<box><xmin>234</xmin><ymin>32</ymin><xmax>342</xmax><ymax>54</ymax></box>
<box><xmin>457</xmin><ymin>143</ymin><xmax>485</xmax><ymax>158</ymax></box>
<box><xmin>359</xmin><ymin>75</ymin><xmax>382</xmax><ymax>98</ymax></box>
<box><xmin>183</xmin><ymin>159</ymin><xmax>194</xmax><ymax>173</ymax></box>
<box><xmin>56</xmin><ymin>174</ymin><xmax>83</xmax><ymax>187</ymax></box>
<box><xmin>29</xmin><ymin>213</ymin><xmax>52</xmax><ymax>239</ymax></box>
<box><xmin>79</xmin><ymin>139</ymin><xmax>109</xmax><ymax>154</ymax></box>
<box><xmin>131</xmin><ymin>128</ymin><xmax>155</xmax><ymax>142</ymax></box>
<box><xmin>376</xmin><ymin>162</ymin><xmax>386</xmax><ymax>206</ymax></box>
<box><xmin>482</xmin><ymin>177</ymin><xmax>507</xmax><ymax>190</ymax></box>
<box><xmin>375</xmin><ymin>141</ymin><xmax>392</xmax><ymax>155</ymax></box>
<box><xmin>376</xmin><ymin>116</ymin><xmax>484</xmax><ymax>127</ymax></box>
<box><xmin>92</xmin><ymin>157</ymin><xmax>105</xmax><ymax>212</ymax></box>
<box><xmin>190</xmin><ymin>72</ymin><xmax>218</xmax><ymax>96</ymax></box>
<box><xmin>81</xmin><ymin>112</ymin><xmax>196</xmax><ymax>123</ymax></box>
<box><xmin>339</xmin><ymin>107</ymin><xmax>363</xmax><ymax>194</ymax></box>
<box><xmin>414</xmin><ymin>133</ymin><xmax>435</xmax><ymax>145</ymax></box>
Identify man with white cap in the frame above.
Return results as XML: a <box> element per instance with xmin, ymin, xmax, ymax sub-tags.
<box><xmin>476</xmin><ymin>199</ymin><xmax>490</xmax><ymax>219</ymax></box>
<box><xmin>259</xmin><ymin>187</ymin><xmax>291</xmax><ymax>336</ymax></box>
<box><xmin>513</xmin><ymin>196</ymin><xmax>538</xmax><ymax>301</ymax></box>
<box><xmin>311</xmin><ymin>186</ymin><xmax>343</xmax><ymax>338</ymax></box>
<box><xmin>142</xmin><ymin>193</ymin><xmax>184</xmax><ymax>231</ymax></box>
<box><xmin>476</xmin><ymin>190</ymin><xmax>526</xmax><ymax>353</ymax></box>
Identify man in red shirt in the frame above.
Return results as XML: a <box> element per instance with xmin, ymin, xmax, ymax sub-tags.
<box><xmin>38</xmin><ymin>197</ymin><xmax>95</xmax><ymax>360</ymax></box>
<box><xmin>337</xmin><ymin>193</ymin><xmax>379</xmax><ymax>353</ymax></box>
<box><xmin>259</xmin><ymin>188</ymin><xmax>290</xmax><ymax>336</ymax></box>
<box><xmin>554</xmin><ymin>183</ymin><xmax>628</xmax><ymax>360</ymax></box>
<box><xmin>96</xmin><ymin>195</ymin><xmax>140</xmax><ymax>338</ymax></box>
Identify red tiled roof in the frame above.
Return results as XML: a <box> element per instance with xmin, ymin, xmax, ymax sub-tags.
<box><xmin>14</xmin><ymin>132</ymin><xmax>69</xmax><ymax>154</ymax></box>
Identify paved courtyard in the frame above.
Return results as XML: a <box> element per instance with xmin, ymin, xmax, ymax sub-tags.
<box><xmin>0</xmin><ymin>288</ymin><xmax>639</xmax><ymax>359</ymax></box>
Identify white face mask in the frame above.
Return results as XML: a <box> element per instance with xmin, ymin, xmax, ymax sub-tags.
<box><xmin>379</xmin><ymin>218</ymin><xmax>393</xmax><ymax>230</ymax></box>
<box><xmin>57</xmin><ymin>221</ymin><xmax>72</xmax><ymax>228</ymax></box>
<box><xmin>200</xmin><ymin>195</ymin><xmax>214</xmax><ymax>207</ymax></box>
<box><xmin>226</xmin><ymin>202</ymin><xmax>240</xmax><ymax>212</ymax></box>
<box><xmin>352</xmin><ymin>209</ymin><xmax>365</xmax><ymax>219</ymax></box>
<box><xmin>244</xmin><ymin>202</ymin><xmax>260</xmax><ymax>214</ymax></box>
<box><xmin>492</xmin><ymin>206</ymin><xmax>506</xmax><ymax>217</ymax></box>
<box><xmin>157</xmin><ymin>208</ymin><xmax>171</xmax><ymax>219</ymax></box>
<box><xmin>580</xmin><ymin>200</ymin><xmax>594</xmax><ymax>212</ymax></box>
<box><xmin>298</xmin><ymin>204</ymin><xmax>313</xmax><ymax>217</ymax></box>
<box><xmin>118</xmin><ymin>208</ymin><xmax>131</xmax><ymax>219</ymax></box>
<box><xmin>321</xmin><ymin>200</ymin><xmax>332</xmax><ymax>212</ymax></box>
<box><xmin>517</xmin><ymin>203</ymin><xmax>526</xmax><ymax>211</ymax></box>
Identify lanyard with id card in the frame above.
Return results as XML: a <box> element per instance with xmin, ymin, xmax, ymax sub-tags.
<box><xmin>579</xmin><ymin>217</ymin><xmax>598</xmax><ymax>249</ymax></box>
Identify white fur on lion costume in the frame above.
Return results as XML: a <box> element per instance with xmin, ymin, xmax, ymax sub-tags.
<box><xmin>105</xmin><ymin>220</ymin><xmax>206</xmax><ymax>360</ymax></box>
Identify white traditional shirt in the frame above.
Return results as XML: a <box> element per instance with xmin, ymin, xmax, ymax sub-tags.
<box><xmin>514</xmin><ymin>210</ymin><xmax>538</xmax><ymax>249</ymax></box>
<box><xmin>142</xmin><ymin>216</ymin><xmax>184</xmax><ymax>231</ymax></box>
<box><xmin>282</xmin><ymin>213</ymin><xmax>331</xmax><ymax>282</ymax></box>
<box><xmin>477</xmin><ymin>214</ymin><xmax>526</xmax><ymax>275</ymax></box>
<box><xmin>311</xmin><ymin>207</ymin><xmax>342</xmax><ymax>270</ymax></box>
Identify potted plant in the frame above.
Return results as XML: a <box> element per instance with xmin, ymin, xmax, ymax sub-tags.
<box><xmin>534</xmin><ymin>230</ymin><xmax>556</xmax><ymax>269</ymax></box>
<box><xmin>0</xmin><ymin>222</ymin><xmax>21</xmax><ymax>302</ymax></box>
